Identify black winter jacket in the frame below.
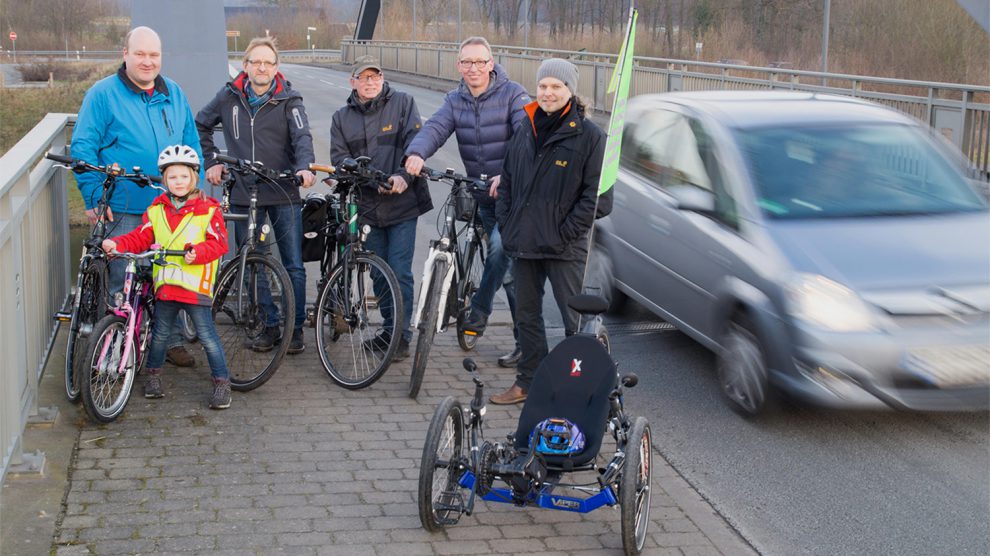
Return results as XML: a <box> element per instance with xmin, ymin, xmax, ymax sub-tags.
<box><xmin>331</xmin><ymin>83</ymin><xmax>432</xmax><ymax>228</ymax></box>
<box><xmin>496</xmin><ymin>102</ymin><xmax>612</xmax><ymax>261</ymax></box>
<box><xmin>196</xmin><ymin>72</ymin><xmax>315</xmax><ymax>206</ymax></box>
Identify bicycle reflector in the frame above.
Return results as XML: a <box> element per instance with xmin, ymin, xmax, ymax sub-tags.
<box><xmin>530</xmin><ymin>417</ymin><xmax>585</xmax><ymax>455</ymax></box>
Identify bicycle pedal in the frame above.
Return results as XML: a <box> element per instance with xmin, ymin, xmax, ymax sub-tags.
<box><xmin>463</xmin><ymin>330</ymin><xmax>478</xmax><ymax>336</ymax></box>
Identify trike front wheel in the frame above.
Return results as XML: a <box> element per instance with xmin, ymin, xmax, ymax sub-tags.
<box><xmin>620</xmin><ymin>416</ymin><xmax>652</xmax><ymax>555</ymax></box>
<box><xmin>418</xmin><ymin>396</ymin><xmax>467</xmax><ymax>531</ymax></box>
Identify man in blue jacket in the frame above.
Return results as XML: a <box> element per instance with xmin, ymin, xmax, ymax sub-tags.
<box><xmin>71</xmin><ymin>26</ymin><xmax>202</xmax><ymax>367</ymax></box>
<box><xmin>404</xmin><ymin>36</ymin><xmax>529</xmax><ymax>368</ymax></box>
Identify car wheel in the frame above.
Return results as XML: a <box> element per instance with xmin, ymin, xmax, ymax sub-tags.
<box><xmin>717</xmin><ymin>314</ymin><xmax>770</xmax><ymax>416</ymax></box>
<box><xmin>586</xmin><ymin>243</ymin><xmax>627</xmax><ymax>313</ymax></box>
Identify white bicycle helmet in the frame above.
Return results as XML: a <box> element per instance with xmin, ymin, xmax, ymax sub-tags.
<box><xmin>158</xmin><ymin>144</ymin><xmax>201</xmax><ymax>172</ymax></box>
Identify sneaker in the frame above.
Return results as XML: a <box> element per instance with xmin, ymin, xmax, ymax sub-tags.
<box><xmin>287</xmin><ymin>328</ymin><xmax>305</xmax><ymax>354</ymax></box>
<box><xmin>144</xmin><ymin>369</ymin><xmax>164</xmax><ymax>399</ymax></box>
<box><xmin>209</xmin><ymin>378</ymin><xmax>231</xmax><ymax>410</ymax></box>
<box><xmin>497</xmin><ymin>346</ymin><xmax>523</xmax><ymax>368</ymax></box>
<box><xmin>165</xmin><ymin>346</ymin><xmax>196</xmax><ymax>367</ymax></box>
<box><xmin>251</xmin><ymin>326</ymin><xmax>282</xmax><ymax>352</ymax></box>
<box><xmin>461</xmin><ymin>309</ymin><xmax>488</xmax><ymax>336</ymax></box>
<box><xmin>392</xmin><ymin>337</ymin><xmax>411</xmax><ymax>361</ymax></box>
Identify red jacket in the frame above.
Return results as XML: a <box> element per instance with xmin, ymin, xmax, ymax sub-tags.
<box><xmin>111</xmin><ymin>192</ymin><xmax>228</xmax><ymax>306</ymax></box>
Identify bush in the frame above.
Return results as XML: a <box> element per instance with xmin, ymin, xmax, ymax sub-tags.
<box><xmin>16</xmin><ymin>61</ymin><xmax>107</xmax><ymax>82</ymax></box>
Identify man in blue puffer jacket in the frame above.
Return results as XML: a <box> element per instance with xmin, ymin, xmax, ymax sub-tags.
<box><xmin>404</xmin><ymin>36</ymin><xmax>529</xmax><ymax>368</ymax></box>
<box><xmin>71</xmin><ymin>26</ymin><xmax>202</xmax><ymax>367</ymax></box>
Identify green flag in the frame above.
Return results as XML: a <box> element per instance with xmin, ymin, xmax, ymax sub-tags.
<box><xmin>598</xmin><ymin>8</ymin><xmax>638</xmax><ymax>195</ymax></box>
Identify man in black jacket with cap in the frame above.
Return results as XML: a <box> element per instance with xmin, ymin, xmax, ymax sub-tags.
<box><xmin>330</xmin><ymin>55</ymin><xmax>431</xmax><ymax>359</ymax></box>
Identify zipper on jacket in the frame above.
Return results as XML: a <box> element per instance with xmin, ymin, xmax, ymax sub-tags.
<box><xmin>232</xmin><ymin>105</ymin><xmax>240</xmax><ymax>140</ymax></box>
<box><xmin>161</xmin><ymin>109</ymin><xmax>173</xmax><ymax>136</ymax></box>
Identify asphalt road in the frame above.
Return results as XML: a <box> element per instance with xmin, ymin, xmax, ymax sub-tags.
<box><xmin>282</xmin><ymin>62</ymin><xmax>990</xmax><ymax>556</ymax></box>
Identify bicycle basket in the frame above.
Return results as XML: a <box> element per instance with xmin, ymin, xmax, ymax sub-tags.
<box><xmin>452</xmin><ymin>186</ymin><xmax>477</xmax><ymax>222</ymax></box>
<box><xmin>301</xmin><ymin>195</ymin><xmax>331</xmax><ymax>262</ymax></box>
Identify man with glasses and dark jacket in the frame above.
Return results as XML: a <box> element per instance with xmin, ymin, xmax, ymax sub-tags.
<box><xmin>404</xmin><ymin>36</ymin><xmax>530</xmax><ymax>368</ymax></box>
<box><xmin>196</xmin><ymin>36</ymin><xmax>316</xmax><ymax>355</ymax></box>
<box><xmin>330</xmin><ymin>55</ymin><xmax>431</xmax><ymax>359</ymax></box>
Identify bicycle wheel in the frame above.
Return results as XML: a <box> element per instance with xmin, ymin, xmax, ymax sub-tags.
<box><xmin>620</xmin><ymin>416</ymin><xmax>653</xmax><ymax>556</ymax></box>
<box><xmin>410</xmin><ymin>259</ymin><xmax>449</xmax><ymax>399</ymax></box>
<box><xmin>65</xmin><ymin>258</ymin><xmax>108</xmax><ymax>402</ymax></box>
<box><xmin>178</xmin><ymin>309</ymin><xmax>198</xmax><ymax>343</ymax></box>
<box><xmin>456</xmin><ymin>238</ymin><xmax>485</xmax><ymax>351</ymax></box>
<box><xmin>212</xmin><ymin>253</ymin><xmax>294</xmax><ymax>392</ymax></box>
<box><xmin>81</xmin><ymin>314</ymin><xmax>137</xmax><ymax>423</ymax></box>
<box><xmin>418</xmin><ymin>396</ymin><xmax>467</xmax><ymax>531</ymax></box>
<box><xmin>315</xmin><ymin>252</ymin><xmax>402</xmax><ymax>389</ymax></box>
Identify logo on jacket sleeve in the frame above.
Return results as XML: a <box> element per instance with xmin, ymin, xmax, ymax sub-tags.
<box><xmin>555</xmin><ymin>160</ymin><xmax>568</xmax><ymax>168</ymax></box>
<box><xmin>570</xmin><ymin>359</ymin><xmax>582</xmax><ymax>377</ymax></box>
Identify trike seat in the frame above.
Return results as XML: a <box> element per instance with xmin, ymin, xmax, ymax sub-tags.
<box><xmin>513</xmin><ymin>334</ymin><xmax>616</xmax><ymax>468</ymax></box>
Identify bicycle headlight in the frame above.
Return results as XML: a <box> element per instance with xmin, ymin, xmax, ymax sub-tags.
<box><xmin>113</xmin><ymin>292</ymin><xmax>125</xmax><ymax>308</ymax></box>
<box><xmin>785</xmin><ymin>273</ymin><xmax>877</xmax><ymax>332</ymax></box>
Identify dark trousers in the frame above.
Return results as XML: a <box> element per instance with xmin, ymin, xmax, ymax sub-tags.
<box><xmin>513</xmin><ymin>257</ymin><xmax>584</xmax><ymax>390</ymax></box>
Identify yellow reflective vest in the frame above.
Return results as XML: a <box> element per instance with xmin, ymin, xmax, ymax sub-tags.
<box><xmin>147</xmin><ymin>204</ymin><xmax>218</xmax><ymax>298</ymax></box>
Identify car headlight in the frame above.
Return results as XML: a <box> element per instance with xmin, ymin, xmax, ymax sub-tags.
<box><xmin>786</xmin><ymin>273</ymin><xmax>877</xmax><ymax>332</ymax></box>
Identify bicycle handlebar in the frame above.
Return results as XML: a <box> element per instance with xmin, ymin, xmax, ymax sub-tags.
<box><xmin>213</xmin><ymin>153</ymin><xmax>301</xmax><ymax>185</ymax></box>
<box><xmin>420</xmin><ymin>166</ymin><xmax>486</xmax><ymax>192</ymax></box>
<box><xmin>45</xmin><ymin>152</ymin><xmax>163</xmax><ymax>186</ymax></box>
<box><xmin>108</xmin><ymin>247</ymin><xmax>189</xmax><ymax>260</ymax></box>
<box><xmin>309</xmin><ymin>156</ymin><xmax>392</xmax><ymax>191</ymax></box>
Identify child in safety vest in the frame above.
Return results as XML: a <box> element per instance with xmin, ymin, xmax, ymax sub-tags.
<box><xmin>102</xmin><ymin>145</ymin><xmax>232</xmax><ymax>409</ymax></box>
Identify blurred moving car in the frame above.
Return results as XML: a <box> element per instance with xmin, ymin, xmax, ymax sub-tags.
<box><xmin>590</xmin><ymin>91</ymin><xmax>990</xmax><ymax>416</ymax></box>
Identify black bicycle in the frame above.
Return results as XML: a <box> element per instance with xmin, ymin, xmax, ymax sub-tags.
<box><xmin>408</xmin><ymin>167</ymin><xmax>487</xmax><ymax>399</ymax></box>
<box><xmin>47</xmin><ymin>152</ymin><xmax>161</xmax><ymax>403</ymax></box>
<box><xmin>210</xmin><ymin>153</ymin><xmax>297</xmax><ymax>391</ymax></box>
<box><xmin>307</xmin><ymin>157</ymin><xmax>404</xmax><ymax>389</ymax></box>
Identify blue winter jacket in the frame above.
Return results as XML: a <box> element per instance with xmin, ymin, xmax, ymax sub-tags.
<box><xmin>71</xmin><ymin>65</ymin><xmax>202</xmax><ymax>215</ymax></box>
<box><xmin>405</xmin><ymin>64</ymin><xmax>529</xmax><ymax>205</ymax></box>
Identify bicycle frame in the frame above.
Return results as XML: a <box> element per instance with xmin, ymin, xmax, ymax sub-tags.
<box><xmin>96</xmin><ymin>258</ymin><xmax>152</xmax><ymax>375</ymax></box>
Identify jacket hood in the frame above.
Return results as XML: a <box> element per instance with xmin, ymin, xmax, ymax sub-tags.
<box><xmin>150</xmin><ymin>191</ymin><xmax>221</xmax><ymax>214</ymax></box>
<box><xmin>346</xmin><ymin>81</ymin><xmax>394</xmax><ymax>113</ymax></box>
<box><xmin>227</xmin><ymin>71</ymin><xmax>297</xmax><ymax>100</ymax></box>
<box><xmin>458</xmin><ymin>63</ymin><xmax>513</xmax><ymax>102</ymax></box>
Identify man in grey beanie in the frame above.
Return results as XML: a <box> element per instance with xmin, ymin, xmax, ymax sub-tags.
<box><xmin>491</xmin><ymin>58</ymin><xmax>613</xmax><ymax>404</ymax></box>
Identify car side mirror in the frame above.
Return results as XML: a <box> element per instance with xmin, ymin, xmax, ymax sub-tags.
<box><xmin>670</xmin><ymin>186</ymin><xmax>716</xmax><ymax>214</ymax></box>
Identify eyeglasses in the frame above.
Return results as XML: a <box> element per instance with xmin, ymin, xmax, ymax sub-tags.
<box><xmin>458</xmin><ymin>59</ymin><xmax>491</xmax><ymax>69</ymax></box>
<box><xmin>352</xmin><ymin>73</ymin><xmax>383</xmax><ymax>83</ymax></box>
<box><xmin>247</xmin><ymin>59</ymin><xmax>277</xmax><ymax>69</ymax></box>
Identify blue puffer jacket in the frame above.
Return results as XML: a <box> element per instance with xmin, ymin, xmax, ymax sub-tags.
<box><xmin>405</xmin><ymin>64</ymin><xmax>529</xmax><ymax>205</ymax></box>
<box><xmin>71</xmin><ymin>65</ymin><xmax>202</xmax><ymax>215</ymax></box>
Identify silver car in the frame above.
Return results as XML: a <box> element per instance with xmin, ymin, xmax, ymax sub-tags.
<box><xmin>592</xmin><ymin>91</ymin><xmax>990</xmax><ymax>416</ymax></box>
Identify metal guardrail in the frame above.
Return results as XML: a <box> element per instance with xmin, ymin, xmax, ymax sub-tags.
<box><xmin>342</xmin><ymin>40</ymin><xmax>990</xmax><ymax>177</ymax></box>
<box><xmin>0</xmin><ymin>114</ymin><xmax>74</xmax><ymax>480</ymax></box>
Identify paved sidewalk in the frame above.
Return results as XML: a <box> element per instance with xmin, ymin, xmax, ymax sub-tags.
<box><xmin>4</xmin><ymin>314</ymin><xmax>754</xmax><ymax>556</ymax></box>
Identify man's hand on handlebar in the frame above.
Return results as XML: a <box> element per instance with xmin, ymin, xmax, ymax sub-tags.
<box><xmin>404</xmin><ymin>154</ymin><xmax>425</xmax><ymax>177</ymax></box>
<box><xmin>488</xmin><ymin>175</ymin><xmax>501</xmax><ymax>199</ymax></box>
<box><xmin>296</xmin><ymin>169</ymin><xmax>315</xmax><ymax>188</ymax></box>
<box><xmin>206</xmin><ymin>164</ymin><xmax>225</xmax><ymax>186</ymax></box>
<box><xmin>385</xmin><ymin>174</ymin><xmax>408</xmax><ymax>195</ymax></box>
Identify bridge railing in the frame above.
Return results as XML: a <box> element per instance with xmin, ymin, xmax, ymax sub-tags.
<box><xmin>341</xmin><ymin>40</ymin><xmax>990</xmax><ymax>177</ymax></box>
<box><xmin>0</xmin><ymin>114</ymin><xmax>74</xmax><ymax>480</ymax></box>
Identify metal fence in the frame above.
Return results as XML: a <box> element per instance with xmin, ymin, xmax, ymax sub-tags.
<box><xmin>0</xmin><ymin>114</ymin><xmax>73</xmax><ymax>480</ymax></box>
<box><xmin>342</xmin><ymin>40</ymin><xmax>990</xmax><ymax>177</ymax></box>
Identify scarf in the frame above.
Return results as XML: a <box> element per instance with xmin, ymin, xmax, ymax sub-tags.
<box><xmin>245</xmin><ymin>82</ymin><xmax>275</xmax><ymax>115</ymax></box>
<box><xmin>533</xmin><ymin>101</ymin><xmax>571</xmax><ymax>151</ymax></box>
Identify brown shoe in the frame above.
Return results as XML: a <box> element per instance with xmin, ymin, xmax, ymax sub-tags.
<box><xmin>489</xmin><ymin>384</ymin><xmax>527</xmax><ymax>405</ymax></box>
<box><xmin>165</xmin><ymin>346</ymin><xmax>195</xmax><ymax>367</ymax></box>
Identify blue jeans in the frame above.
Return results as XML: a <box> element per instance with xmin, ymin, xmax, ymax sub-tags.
<box><xmin>231</xmin><ymin>204</ymin><xmax>307</xmax><ymax>330</ymax></box>
<box><xmin>146</xmin><ymin>302</ymin><xmax>229</xmax><ymax>379</ymax></box>
<box><xmin>107</xmin><ymin>212</ymin><xmax>184</xmax><ymax>350</ymax></box>
<box><xmin>363</xmin><ymin>218</ymin><xmax>416</xmax><ymax>343</ymax></box>
<box><xmin>473</xmin><ymin>204</ymin><xmax>518</xmax><ymax>342</ymax></box>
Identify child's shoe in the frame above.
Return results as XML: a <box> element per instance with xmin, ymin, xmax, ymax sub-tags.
<box><xmin>209</xmin><ymin>378</ymin><xmax>231</xmax><ymax>410</ymax></box>
<box><xmin>144</xmin><ymin>369</ymin><xmax>164</xmax><ymax>399</ymax></box>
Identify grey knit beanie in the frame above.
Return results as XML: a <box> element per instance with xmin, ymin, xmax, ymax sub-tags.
<box><xmin>536</xmin><ymin>58</ymin><xmax>578</xmax><ymax>94</ymax></box>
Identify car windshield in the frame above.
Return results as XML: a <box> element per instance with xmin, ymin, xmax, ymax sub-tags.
<box><xmin>736</xmin><ymin>123</ymin><xmax>987</xmax><ymax>220</ymax></box>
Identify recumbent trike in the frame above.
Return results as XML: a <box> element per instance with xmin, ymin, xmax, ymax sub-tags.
<box><xmin>417</xmin><ymin>294</ymin><xmax>653</xmax><ymax>555</ymax></box>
